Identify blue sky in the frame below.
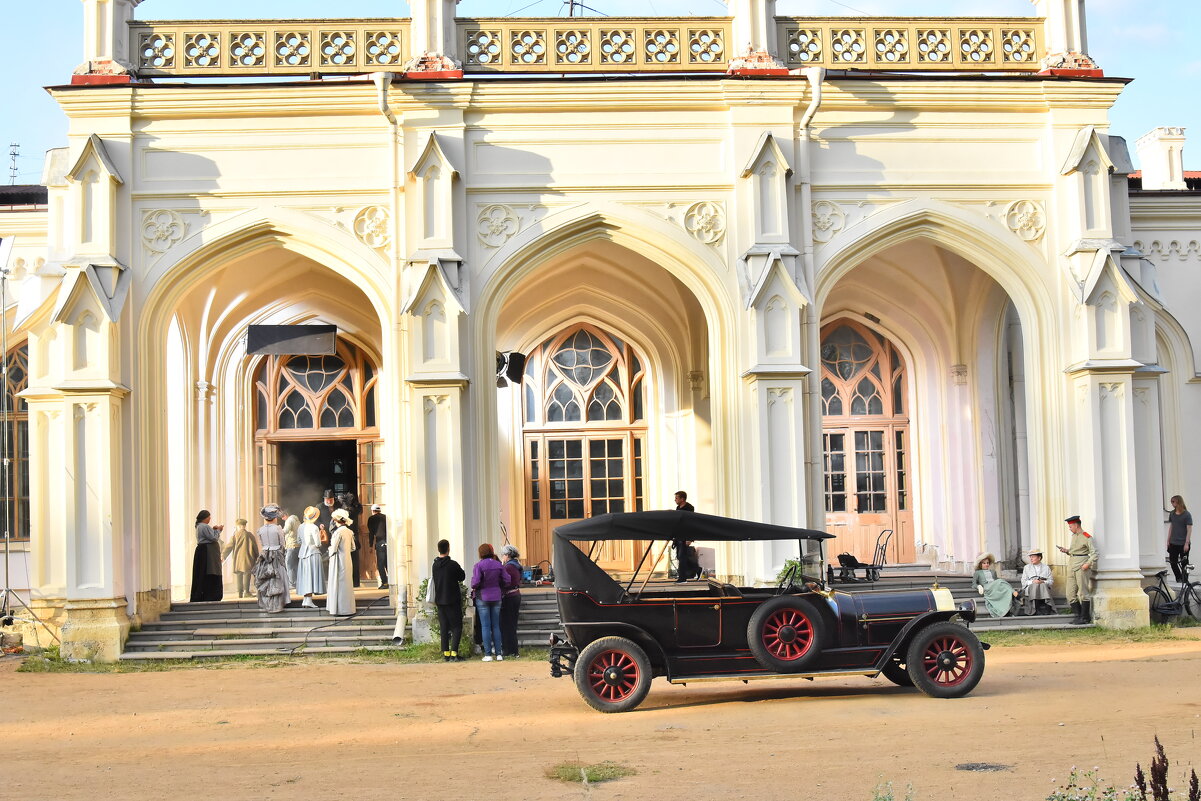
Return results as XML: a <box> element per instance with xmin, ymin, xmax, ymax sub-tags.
<box><xmin>2</xmin><ymin>0</ymin><xmax>1198</xmax><ymax>182</ymax></box>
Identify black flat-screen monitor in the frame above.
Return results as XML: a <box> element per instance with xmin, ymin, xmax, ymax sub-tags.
<box><xmin>247</xmin><ymin>324</ymin><xmax>337</xmax><ymax>355</ymax></box>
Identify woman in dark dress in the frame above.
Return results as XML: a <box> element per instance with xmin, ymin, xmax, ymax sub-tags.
<box><xmin>499</xmin><ymin>544</ymin><xmax>524</xmax><ymax>658</ymax></box>
<box><xmin>189</xmin><ymin>509</ymin><xmax>225</xmax><ymax>602</ymax></box>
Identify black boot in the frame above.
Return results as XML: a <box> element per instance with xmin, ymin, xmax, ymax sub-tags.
<box><xmin>1069</xmin><ymin>601</ymin><xmax>1083</xmax><ymax>624</ymax></box>
<box><xmin>1080</xmin><ymin>601</ymin><xmax>1093</xmax><ymax>624</ymax></box>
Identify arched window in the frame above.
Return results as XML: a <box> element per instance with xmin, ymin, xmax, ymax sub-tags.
<box><xmin>253</xmin><ymin>339</ymin><xmax>379</xmax><ymax>434</ymax></box>
<box><xmin>522</xmin><ymin>325</ymin><xmax>645</xmax><ymax>428</ymax></box>
<box><xmin>2</xmin><ymin>343</ymin><xmax>29</xmax><ymax>541</ymax></box>
<box><xmin>819</xmin><ymin>323</ymin><xmax>905</xmax><ymax>418</ymax></box>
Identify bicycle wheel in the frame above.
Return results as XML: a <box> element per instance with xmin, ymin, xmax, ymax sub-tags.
<box><xmin>1182</xmin><ymin>582</ymin><xmax>1201</xmax><ymax>620</ymax></box>
<box><xmin>1144</xmin><ymin>586</ymin><xmax>1175</xmax><ymax>624</ymax></box>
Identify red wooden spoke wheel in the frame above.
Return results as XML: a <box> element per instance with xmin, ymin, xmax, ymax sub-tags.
<box><xmin>573</xmin><ymin>636</ymin><xmax>652</xmax><ymax>713</ymax></box>
<box><xmin>587</xmin><ymin>649</ymin><xmax>641</xmax><ymax>703</ymax></box>
<box><xmin>904</xmin><ymin>622</ymin><xmax>985</xmax><ymax>698</ymax></box>
<box><xmin>761</xmin><ymin>607</ymin><xmax>815</xmax><ymax>661</ymax></box>
<box><xmin>747</xmin><ymin>596</ymin><xmax>826</xmax><ymax>672</ymax></box>
<box><xmin>920</xmin><ymin>635</ymin><xmax>972</xmax><ymax>687</ymax></box>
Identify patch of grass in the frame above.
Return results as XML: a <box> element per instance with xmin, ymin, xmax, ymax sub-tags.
<box><xmin>979</xmin><ymin>624</ymin><xmax>1181</xmax><ymax>648</ymax></box>
<box><xmin>545</xmin><ymin>761</ymin><xmax>636</xmax><ymax>784</ymax></box>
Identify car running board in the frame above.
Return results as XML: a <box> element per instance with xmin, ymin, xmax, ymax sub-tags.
<box><xmin>669</xmin><ymin>669</ymin><xmax>882</xmax><ymax>685</ymax></box>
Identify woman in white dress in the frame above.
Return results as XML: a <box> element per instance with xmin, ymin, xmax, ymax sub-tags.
<box><xmin>296</xmin><ymin>505</ymin><xmax>326</xmax><ymax>608</ymax></box>
<box><xmin>326</xmin><ymin>508</ymin><xmax>357</xmax><ymax>616</ymax></box>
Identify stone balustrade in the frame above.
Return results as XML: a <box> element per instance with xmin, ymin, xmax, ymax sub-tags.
<box><xmin>127</xmin><ymin>17</ymin><xmax>1044</xmax><ymax>77</ymax></box>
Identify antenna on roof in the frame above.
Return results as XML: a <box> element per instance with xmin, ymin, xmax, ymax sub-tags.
<box><xmin>7</xmin><ymin>143</ymin><xmax>16</xmax><ymax>185</ymax></box>
<box><xmin>562</xmin><ymin>0</ymin><xmax>607</xmax><ymax>16</ymax></box>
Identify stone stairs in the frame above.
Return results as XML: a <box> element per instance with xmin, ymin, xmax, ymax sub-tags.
<box><xmin>120</xmin><ymin>587</ymin><xmax>565</xmax><ymax>661</ymax></box>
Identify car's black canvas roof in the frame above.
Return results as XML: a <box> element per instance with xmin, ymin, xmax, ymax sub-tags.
<box><xmin>553</xmin><ymin>511</ymin><xmax>834</xmax><ymax>543</ymax></box>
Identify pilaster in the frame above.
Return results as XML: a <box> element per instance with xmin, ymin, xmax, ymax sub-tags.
<box><xmin>404</xmin><ymin>0</ymin><xmax>463</xmax><ymax>77</ymax></box>
<box><xmin>726</xmin><ymin>0</ymin><xmax>786</xmax><ymax>74</ymax></box>
<box><xmin>74</xmin><ymin>0</ymin><xmax>142</xmax><ymax>83</ymax></box>
<box><xmin>742</xmin><ymin>371</ymin><xmax>811</xmax><ymax>583</ymax></box>
<box><xmin>1031</xmin><ymin>0</ymin><xmax>1102</xmax><ymax>76</ymax></box>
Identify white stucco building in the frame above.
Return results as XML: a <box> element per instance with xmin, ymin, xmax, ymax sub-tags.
<box><xmin>1</xmin><ymin>0</ymin><xmax>1198</xmax><ymax>659</ymax></box>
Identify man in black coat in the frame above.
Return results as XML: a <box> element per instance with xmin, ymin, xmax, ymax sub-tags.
<box><xmin>431</xmin><ymin>539</ymin><xmax>466</xmax><ymax>661</ymax></box>
<box><xmin>368</xmin><ymin>504</ymin><xmax>388</xmax><ymax>589</ymax></box>
<box><xmin>672</xmin><ymin>491</ymin><xmax>699</xmax><ymax>582</ymax></box>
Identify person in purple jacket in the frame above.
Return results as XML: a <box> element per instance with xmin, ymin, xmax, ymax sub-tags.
<box><xmin>471</xmin><ymin>543</ymin><xmax>513</xmax><ymax>662</ymax></box>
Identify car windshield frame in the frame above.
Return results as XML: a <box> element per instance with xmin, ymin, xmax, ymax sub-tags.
<box><xmin>552</xmin><ymin>511</ymin><xmax>834</xmax><ymax>602</ymax></box>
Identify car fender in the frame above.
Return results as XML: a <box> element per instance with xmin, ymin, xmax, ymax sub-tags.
<box><xmin>875</xmin><ymin>610</ymin><xmax>966</xmax><ymax>668</ymax></box>
<box><xmin>565</xmin><ymin>621</ymin><xmax>671</xmax><ymax>676</ymax></box>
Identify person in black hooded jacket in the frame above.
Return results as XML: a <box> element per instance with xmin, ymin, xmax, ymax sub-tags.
<box><xmin>431</xmin><ymin>539</ymin><xmax>466</xmax><ymax>661</ymax></box>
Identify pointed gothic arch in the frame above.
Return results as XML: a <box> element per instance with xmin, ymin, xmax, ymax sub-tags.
<box><xmin>520</xmin><ymin>322</ymin><xmax>650</xmax><ymax>569</ymax></box>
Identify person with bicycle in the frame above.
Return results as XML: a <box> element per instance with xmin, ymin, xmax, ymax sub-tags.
<box><xmin>1166</xmin><ymin>495</ymin><xmax>1192</xmax><ymax>584</ymax></box>
<box><xmin>1058</xmin><ymin>515</ymin><xmax>1098</xmax><ymax>625</ymax></box>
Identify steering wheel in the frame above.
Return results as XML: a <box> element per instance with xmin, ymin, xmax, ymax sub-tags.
<box><xmin>776</xmin><ymin>564</ymin><xmax>798</xmax><ymax>595</ymax></box>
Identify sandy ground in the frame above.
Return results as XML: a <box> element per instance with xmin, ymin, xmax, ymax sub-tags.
<box><xmin>3</xmin><ymin>636</ymin><xmax>1201</xmax><ymax>801</ymax></box>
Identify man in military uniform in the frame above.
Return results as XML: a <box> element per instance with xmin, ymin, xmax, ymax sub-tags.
<box><xmin>1057</xmin><ymin>514</ymin><xmax>1099</xmax><ymax>624</ymax></box>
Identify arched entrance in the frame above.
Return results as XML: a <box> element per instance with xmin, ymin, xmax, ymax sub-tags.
<box><xmin>520</xmin><ymin>323</ymin><xmax>648</xmax><ymax>571</ymax></box>
<box><xmin>252</xmin><ymin>338</ymin><xmax>383</xmax><ymax>523</ymax></box>
<box><xmin>819</xmin><ymin>320</ymin><xmax>913</xmax><ymax>562</ymax></box>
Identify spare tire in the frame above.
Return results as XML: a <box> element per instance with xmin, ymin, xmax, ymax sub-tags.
<box><xmin>747</xmin><ymin>595</ymin><xmax>826</xmax><ymax>673</ymax></box>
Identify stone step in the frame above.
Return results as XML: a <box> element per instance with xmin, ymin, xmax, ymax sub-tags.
<box><xmin>143</xmin><ymin>613</ymin><xmax>397</xmax><ymax>630</ymax></box>
<box><xmin>124</xmin><ymin>634</ymin><xmax>395</xmax><ymax>653</ymax></box>
<box><xmin>120</xmin><ymin>644</ymin><xmax>400</xmax><ymax>661</ymax></box>
<box><xmin>127</xmin><ymin>624</ymin><xmax>396</xmax><ymax>643</ymax></box>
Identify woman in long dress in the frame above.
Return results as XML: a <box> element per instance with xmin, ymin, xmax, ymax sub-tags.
<box><xmin>296</xmin><ymin>506</ymin><xmax>326</xmax><ymax>608</ymax></box>
<box><xmin>283</xmin><ymin>512</ymin><xmax>301</xmax><ymax>590</ymax></box>
<box><xmin>326</xmin><ymin>508</ymin><xmax>357</xmax><ymax>616</ymax></box>
<box><xmin>973</xmin><ymin>553</ymin><xmax>1018</xmax><ymax>618</ymax></box>
<box><xmin>189</xmin><ymin>510</ymin><xmax>225</xmax><ymax>602</ymax></box>
<box><xmin>253</xmin><ymin>505</ymin><xmax>290</xmax><ymax>613</ymax></box>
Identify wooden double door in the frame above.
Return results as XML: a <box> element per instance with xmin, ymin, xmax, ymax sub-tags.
<box><xmin>523</xmin><ymin>431</ymin><xmax>646</xmax><ymax>572</ymax></box>
<box><xmin>820</xmin><ymin>320</ymin><xmax>915</xmax><ymax>565</ymax></box>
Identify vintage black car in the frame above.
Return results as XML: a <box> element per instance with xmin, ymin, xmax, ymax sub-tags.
<box><xmin>548</xmin><ymin>511</ymin><xmax>986</xmax><ymax>712</ymax></box>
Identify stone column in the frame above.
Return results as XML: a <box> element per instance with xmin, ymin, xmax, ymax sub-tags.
<box><xmin>59</xmin><ymin>388</ymin><xmax>131</xmax><ymax>660</ymax></box>
<box><xmin>74</xmin><ymin>0</ymin><xmax>142</xmax><ymax>81</ymax></box>
<box><xmin>408</xmin><ymin>386</ymin><xmax>468</xmax><ymax>591</ymax></box>
<box><xmin>742</xmin><ymin>375</ymin><xmax>813</xmax><ymax>581</ymax></box>
<box><xmin>726</xmin><ymin>0</ymin><xmax>786</xmax><ymax>74</ymax></box>
<box><xmin>1030</xmin><ymin>0</ymin><xmax>1101</xmax><ymax>75</ymax></box>
<box><xmin>404</xmin><ymin>0</ymin><xmax>462</xmax><ymax>76</ymax></box>
<box><xmin>1066</xmin><ymin>370</ymin><xmax>1148</xmax><ymax>628</ymax></box>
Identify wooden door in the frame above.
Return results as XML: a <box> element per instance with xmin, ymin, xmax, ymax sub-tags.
<box><xmin>820</xmin><ymin>321</ymin><xmax>914</xmax><ymax>564</ymax></box>
<box><xmin>525</xmin><ymin>432</ymin><xmax>645</xmax><ymax>571</ymax></box>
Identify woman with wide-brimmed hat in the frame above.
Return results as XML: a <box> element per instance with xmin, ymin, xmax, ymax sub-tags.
<box><xmin>296</xmin><ymin>506</ymin><xmax>326</xmax><ymax>607</ymax></box>
<box><xmin>253</xmin><ymin>504</ymin><xmax>290</xmax><ymax>613</ymax></box>
<box><xmin>325</xmin><ymin>507</ymin><xmax>357</xmax><ymax>616</ymax></box>
<box><xmin>973</xmin><ymin>553</ymin><xmax>1018</xmax><ymax>618</ymax></box>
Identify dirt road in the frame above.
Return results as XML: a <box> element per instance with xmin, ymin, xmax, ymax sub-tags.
<box><xmin>3</xmin><ymin>638</ymin><xmax>1200</xmax><ymax>801</ymax></box>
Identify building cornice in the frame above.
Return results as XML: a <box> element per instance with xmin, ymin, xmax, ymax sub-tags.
<box><xmin>48</xmin><ymin>73</ymin><xmax>1129</xmax><ymax>122</ymax></box>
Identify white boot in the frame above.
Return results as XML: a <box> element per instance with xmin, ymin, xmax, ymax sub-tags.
<box><xmin>302</xmin><ymin>596</ymin><xmax>317</xmax><ymax>608</ymax></box>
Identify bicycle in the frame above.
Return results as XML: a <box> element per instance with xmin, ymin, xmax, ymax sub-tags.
<box><xmin>1144</xmin><ymin>561</ymin><xmax>1201</xmax><ymax>623</ymax></box>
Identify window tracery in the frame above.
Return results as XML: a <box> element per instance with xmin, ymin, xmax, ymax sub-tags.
<box><xmin>254</xmin><ymin>339</ymin><xmax>379</xmax><ymax>434</ymax></box>
<box><xmin>524</xmin><ymin>324</ymin><xmax>645</xmax><ymax>428</ymax></box>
